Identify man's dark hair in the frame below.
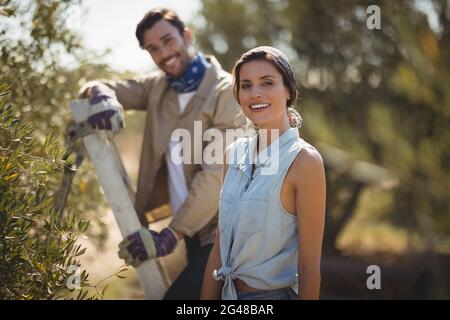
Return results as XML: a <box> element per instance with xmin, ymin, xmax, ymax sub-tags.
<box><xmin>136</xmin><ymin>8</ymin><xmax>185</xmax><ymax>49</ymax></box>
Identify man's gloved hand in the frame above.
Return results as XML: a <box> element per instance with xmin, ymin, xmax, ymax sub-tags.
<box><xmin>118</xmin><ymin>227</ymin><xmax>178</xmax><ymax>267</ymax></box>
<box><xmin>87</xmin><ymin>84</ymin><xmax>124</xmax><ymax>133</ymax></box>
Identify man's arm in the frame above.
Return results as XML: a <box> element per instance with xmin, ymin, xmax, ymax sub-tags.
<box><xmin>78</xmin><ymin>75</ymin><xmax>158</xmax><ymax>111</ymax></box>
<box><xmin>169</xmin><ymin>86</ymin><xmax>240</xmax><ymax>237</ymax></box>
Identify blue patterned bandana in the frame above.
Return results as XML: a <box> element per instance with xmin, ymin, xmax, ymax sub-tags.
<box><xmin>166</xmin><ymin>52</ymin><xmax>209</xmax><ymax>93</ymax></box>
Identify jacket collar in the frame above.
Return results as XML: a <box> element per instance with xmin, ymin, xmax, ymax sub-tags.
<box><xmin>196</xmin><ymin>55</ymin><xmax>224</xmax><ymax>100</ymax></box>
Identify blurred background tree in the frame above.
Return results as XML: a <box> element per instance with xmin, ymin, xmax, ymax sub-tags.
<box><xmin>0</xmin><ymin>0</ymin><xmax>134</xmax><ymax>298</ymax></box>
<box><xmin>0</xmin><ymin>0</ymin><xmax>126</xmax><ymax>246</ymax></box>
<box><xmin>195</xmin><ymin>0</ymin><xmax>450</xmax><ymax>256</ymax></box>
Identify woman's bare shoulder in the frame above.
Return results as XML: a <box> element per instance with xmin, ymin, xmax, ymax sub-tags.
<box><xmin>289</xmin><ymin>143</ymin><xmax>324</xmax><ymax>181</ymax></box>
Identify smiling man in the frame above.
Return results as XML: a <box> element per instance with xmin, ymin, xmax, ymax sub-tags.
<box><xmin>79</xmin><ymin>8</ymin><xmax>241</xmax><ymax>299</ymax></box>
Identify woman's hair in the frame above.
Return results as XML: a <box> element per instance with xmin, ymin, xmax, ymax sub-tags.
<box><xmin>231</xmin><ymin>46</ymin><xmax>301</xmax><ymax>128</ymax></box>
<box><xmin>136</xmin><ymin>8</ymin><xmax>185</xmax><ymax>49</ymax></box>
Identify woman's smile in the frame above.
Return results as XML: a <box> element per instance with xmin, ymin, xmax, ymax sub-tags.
<box><xmin>249</xmin><ymin>103</ymin><xmax>271</xmax><ymax>112</ymax></box>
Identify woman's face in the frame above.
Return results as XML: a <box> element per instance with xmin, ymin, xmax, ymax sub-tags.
<box><xmin>238</xmin><ymin>59</ymin><xmax>290</xmax><ymax>130</ymax></box>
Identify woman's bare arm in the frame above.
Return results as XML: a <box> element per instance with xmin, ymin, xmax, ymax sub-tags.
<box><xmin>200</xmin><ymin>144</ymin><xmax>232</xmax><ymax>299</ymax></box>
<box><xmin>293</xmin><ymin>147</ymin><xmax>326</xmax><ymax>300</ymax></box>
<box><xmin>200</xmin><ymin>230</ymin><xmax>223</xmax><ymax>299</ymax></box>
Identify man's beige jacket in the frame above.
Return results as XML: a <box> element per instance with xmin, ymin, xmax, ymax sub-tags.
<box><xmin>81</xmin><ymin>56</ymin><xmax>241</xmax><ymax>245</ymax></box>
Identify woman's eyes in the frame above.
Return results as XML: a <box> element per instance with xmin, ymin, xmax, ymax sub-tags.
<box><xmin>241</xmin><ymin>81</ymin><xmax>274</xmax><ymax>89</ymax></box>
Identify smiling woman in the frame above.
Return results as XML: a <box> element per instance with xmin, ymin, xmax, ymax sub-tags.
<box><xmin>232</xmin><ymin>47</ymin><xmax>299</xmax><ymax>130</ymax></box>
<box><xmin>201</xmin><ymin>46</ymin><xmax>326</xmax><ymax>300</ymax></box>
<box><xmin>237</xmin><ymin>60</ymin><xmax>291</xmax><ymax>129</ymax></box>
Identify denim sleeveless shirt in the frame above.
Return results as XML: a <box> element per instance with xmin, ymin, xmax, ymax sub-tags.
<box><xmin>215</xmin><ymin>128</ymin><xmax>314</xmax><ymax>300</ymax></box>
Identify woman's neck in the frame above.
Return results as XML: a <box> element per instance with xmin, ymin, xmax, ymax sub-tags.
<box><xmin>257</xmin><ymin>119</ymin><xmax>290</xmax><ymax>147</ymax></box>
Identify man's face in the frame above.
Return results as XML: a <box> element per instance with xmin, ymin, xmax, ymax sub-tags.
<box><xmin>142</xmin><ymin>19</ymin><xmax>193</xmax><ymax>79</ymax></box>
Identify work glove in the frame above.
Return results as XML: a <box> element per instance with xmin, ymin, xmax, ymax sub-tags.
<box><xmin>87</xmin><ymin>84</ymin><xmax>124</xmax><ymax>133</ymax></box>
<box><xmin>118</xmin><ymin>227</ymin><xmax>178</xmax><ymax>267</ymax></box>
